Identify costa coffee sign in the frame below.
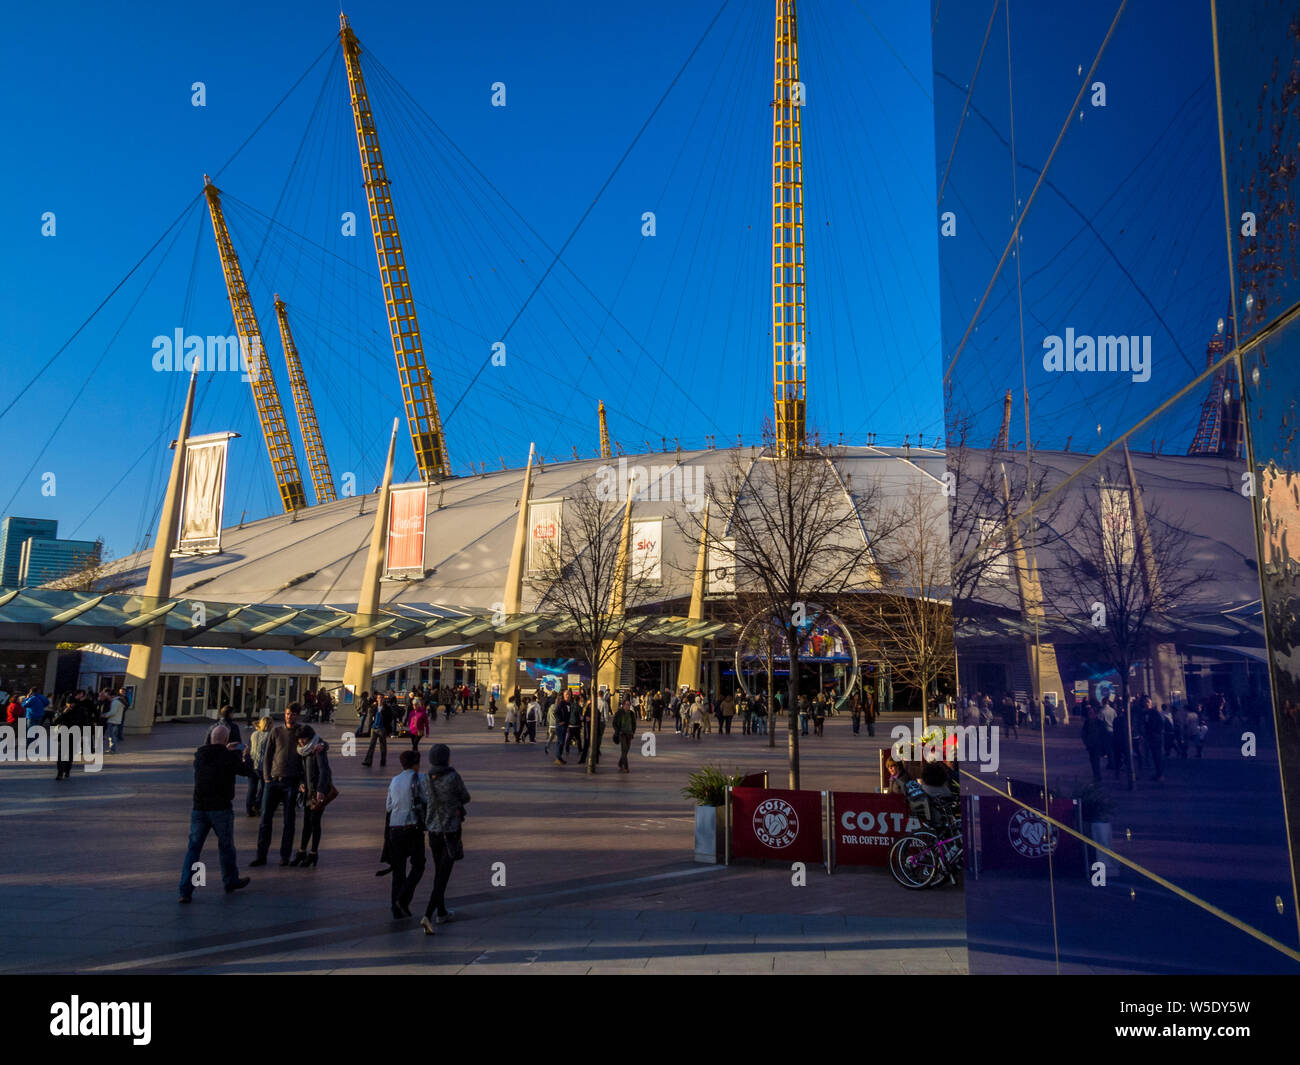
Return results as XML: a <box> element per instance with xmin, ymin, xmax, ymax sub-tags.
<box><xmin>730</xmin><ymin>787</ymin><xmax>823</xmax><ymax>863</ymax></box>
<box><xmin>832</xmin><ymin>792</ymin><xmax>923</xmax><ymax>867</ymax></box>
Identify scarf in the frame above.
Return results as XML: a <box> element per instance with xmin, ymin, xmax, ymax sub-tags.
<box><xmin>297</xmin><ymin>734</ymin><xmax>324</xmax><ymax>757</ymax></box>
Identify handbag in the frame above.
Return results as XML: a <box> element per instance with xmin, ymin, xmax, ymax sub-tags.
<box><xmin>309</xmin><ymin>785</ymin><xmax>340</xmax><ymax>810</ymax></box>
<box><xmin>442</xmin><ymin>828</ymin><xmax>464</xmax><ymax>862</ymax></box>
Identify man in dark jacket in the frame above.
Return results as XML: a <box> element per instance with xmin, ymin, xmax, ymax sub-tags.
<box><xmin>362</xmin><ymin>693</ymin><xmax>393</xmax><ymax>768</ymax></box>
<box><xmin>251</xmin><ymin>704</ymin><xmax>303</xmax><ymax>867</ymax></box>
<box><xmin>178</xmin><ymin>724</ymin><xmax>251</xmax><ymax>902</ymax></box>
<box><xmin>613</xmin><ymin>700</ymin><xmax>637</xmax><ymax>773</ymax></box>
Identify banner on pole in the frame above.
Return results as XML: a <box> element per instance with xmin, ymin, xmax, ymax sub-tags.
<box><xmin>527</xmin><ymin>500</ymin><xmax>563</xmax><ymax>574</ymax></box>
<box><xmin>386</xmin><ymin>485</ymin><xmax>428</xmax><ymax>577</ymax></box>
<box><xmin>175</xmin><ymin>433</ymin><xmax>234</xmax><ymax>555</ymax></box>
<box><xmin>707</xmin><ymin>538</ymin><xmax>736</xmax><ymax>595</ymax></box>
<box><xmin>631</xmin><ymin>518</ymin><xmax>662</xmax><ymax>583</ymax></box>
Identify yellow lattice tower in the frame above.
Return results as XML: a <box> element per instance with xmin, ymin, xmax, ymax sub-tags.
<box><xmin>203</xmin><ymin>177</ymin><xmax>307</xmax><ymax>512</ymax></box>
<box><xmin>274</xmin><ymin>296</ymin><xmax>337</xmax><ymax>504</ymax></box>
<box><xmin>598</xmin><ymin>399</ymin><xmax>611</xmax><ymax>459</ymax></box>
<box><xmin>772</xmin><ymin>0</ymin><xmax>807</xmax><ymax>457</ymax></box>
<box><xmin>341</xmin><ymin>13</ymin><xmax>450</xmax><ymax>480</ymax></box>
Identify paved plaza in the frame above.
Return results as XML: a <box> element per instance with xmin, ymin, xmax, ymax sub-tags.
<box><xmin>0</xmin><ymin>710</ymin><xmax>966</xmax><ymax>975</ymax></box>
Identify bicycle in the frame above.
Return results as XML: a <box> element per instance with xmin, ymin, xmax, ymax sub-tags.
<box><xmin>889</xmin><ymin>780</ymin><xmax>963</xmax><ymax>889</ymax></box>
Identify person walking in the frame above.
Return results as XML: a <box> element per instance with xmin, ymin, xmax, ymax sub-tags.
<box><xmin>613</xmin><ymin>698</ymin><xmax>637</xmax><ymax>773</ymax></box>
<box><xmin>1081</xmin><ymin>706</ymin><xmax>1107</xmax><ymax>783</ymax></box>
<box><xmin>503</xmin><ymin>694</ymin><xmax>520</xmax><ymax>742</ymax></box>
<box><xmin>671</xmin><ymin>689</ymin><xmax>684</xmax><ymax>734</ymax></box>
<box><xmin>798</xmin><ymin>695</ymin><xmax>810</xmax><ymax>736</ymax></box>
<box><xmin>105</xmin><ymin>689</ymin><xmax>127</xmax><ymax>753</ymax></box>
<box><xmin>419</xmin><ymin>744</ymin><xmax>471</xmax><ymax>935</ymax></box>
<box><xmin>245</xmin><ymin>714</ymin><xmax>272</xmax><ymax>816</ymax></box>
<box><xmin>407</xmin><ymin>699</ymin><xmax>430</xmax><ymax>756</ymax></box>
<box><xmin>381</xmin><ymin>748</ymin><xmax>427</xmax><ymax>911</ymax></box>
<box><xmin>567</xmin><ymin>697</ymin><xmax>583</xmax><ymax>760</ymax></box>
<box><xmin>850</xmin><ymin>694</ymin><xmax>862</xmax><ymax>736</ymax></box>
<box><xmin>178</xmin><ymin>723</ymin><xmax>251</xmax><ymax>903</ymax></box>
<box><xmin>812</xmin><ymin>695</ymin><xmax>827</xmax><ymax>737</ymax></box>
<box><xmin>290</xmin><ymin>725</ymin><xmax>334</xmax><ymax>867</ymax></box>
<box><xmin>524</xmin><ymin>694</ymin><xmax>541</xmax><ymax>743</ymax></box>
<box><xmin>689</xmin><ymin>696</ymin><xmax>704</xmax><ymax>740</ymax></box>
<box><xmin>552</xmin><ymin>692</ymin><xmax>570</xmax><ymax>765</ymax></box>
<box><xmin>543</xmin><ymin>698</ymin><xmax>559</xmax><ymax>754</ymax></box>
<box><xmin>52</xmin><ymin>696</ymin><xmax>90</xmax><ymax>779</ymax></box>
<box><xmin>485</xmin><ymin>694</ymin><xmax>497</xmax><ymax>730</ymax></box>
<box><xmin>1143</xmin><ymin>697</ymin><xmax>1166</xmax><ymax>783</ymax></box>
<box><xmin>720</xmin><ymin>694</ymin><xmax>735</xmax><ymax>735</ymax></box>
<box><xmin>651</xmin><ymin>691</ymin><xmax>664</xmax><ymax>733</ymax></box>
<box><xmin>251</xmin><ymin>704</ymin><xmax>303</xmax><ymax>867</ymax></box>
<box><xmin>362</xmin><ymin>694</ymin><xmax>392</xmax><ymax>768</ymax></box>
<box><xmin>357</xmin><ymin>691</ymin><xmax>373</xmax><ymax>738</ymax></box>
<box><xmin>207</xmin><ymin>705</ymin><xmax>243</xmax><ymax>747</ymax></box>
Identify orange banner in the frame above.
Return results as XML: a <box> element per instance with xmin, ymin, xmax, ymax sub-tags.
<box><xmin>386</xmin><ymin>486</ymin><xmax>427</xmax><ymax>574</ymax></box>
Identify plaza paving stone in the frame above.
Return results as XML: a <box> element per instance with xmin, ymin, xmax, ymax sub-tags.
<box><xmin>0</xmin><ymin>709</ymin><xmax>965</xmax><ymax>974</ymax></box>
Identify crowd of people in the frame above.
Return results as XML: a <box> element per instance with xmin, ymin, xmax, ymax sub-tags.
<box><xmin>179</xmin><ymin>699</ymin><xmax>472</xmax><ymax>933</ymax></box>
<box><xmin>2</xmin><ymin>684</ymin><xmax>130</xmax><ymax>772</ymax></box>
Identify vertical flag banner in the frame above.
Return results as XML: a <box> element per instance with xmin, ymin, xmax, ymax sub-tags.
<box><xmin>631</xmin><ymin>518</ymin><xmax>662</xmax><ymax>583</ymax></box>
<box><xmin>707</xmin><ymin>537</ymin><xmax>736</xmax><ymax>594</ymax></box>
<box><xmin>1100</xmin><ymin>486</ymin><xmax>1135</xmax><ymax>569</ymax></box>
<box><xmin>385</xmin><ymin>485</ymin><xmax>428</xmax><ymax>576</ymax></box>
<box><xmin>527</xmin><ymin>500</ymin><xmax>563</xmax><ymax>574</ymax></box>
<box><xmin>175</xmin><ymin>433</ymin><xmax>232</xmax><ymax>555</ymax></box>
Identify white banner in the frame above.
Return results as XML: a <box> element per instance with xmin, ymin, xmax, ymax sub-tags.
<box><xmin>707</xmin><ymin>538</ymin><xmax>736</xmax><ymax>594</ymax></box>
<box><xmin>977</xmin><ymin>517</ymin><xmax>1009</xmax><ymax>582</ymax></box>
<box><xmin>527</xmin><ymin>500</ymin><xmax>563</xmax><ymax>574</ymax></box>
<box><xmin>1100</xmin><ymin>486</ymin><xmax>1135</xmax><ymax>569</ymax></box>
<box><xmin>631</xmin><ymin>519</ymin><xmax>662</xmax><ymax>583</ymax></box>
<box><xmin>176</xmin><ymin>435</ymin><xmax>231</xmax><ymax>554</ymax></box>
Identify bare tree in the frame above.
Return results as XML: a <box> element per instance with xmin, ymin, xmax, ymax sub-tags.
<box><xmin>860</xmin><ymin>482</ymin><xmax>955</xmax><ymax>729</ymax></box>
<box><xmin>39</xmin><ymin>539</ymin><xmax>126</xmax><ymax>593</ymax></box>
<box><xmin>682</xmin><ymin>447</ymin><xmax>902</xmax><ymax>789</ymax></box>
<box><xmin>1045</xmin><ymin>461</ymin><xmax>1213</xmax><ymax>789</ymax></box>
<box><xmin>529</xmin><ymin>478</ymin><xmax>656</xmax><ymax>774</ymax></box>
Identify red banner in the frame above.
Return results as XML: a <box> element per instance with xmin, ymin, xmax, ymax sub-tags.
<box><xmin>386</xmin><ymin>486</ymin><xmax>427</xmax><ymax>574</ymax></box>
<box><xmin>730</xmin><ymin>787</ymin><xmax>823</xmax><ymax>863</ymax></box>
<box><xmin>977</xmin><ymin>795</ymin><xmax>1085</xmax><ymax>871</ymax></box>
<box><xmin>832</xmin><ymin>792</ymin><xmax>925</xmax><ymax>867</ymax></box>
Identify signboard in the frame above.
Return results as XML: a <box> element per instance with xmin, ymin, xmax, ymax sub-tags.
<box><xmin>386</xmin><ymin>485</ymin><xmax>428</xmax><ymax>576</ymax></box>
<box><xmin>977</xmin><ymin>517</ymin><xmax>1010</xmax><ymax>582</ymax></box>
<box><xmin>730</xmin><ymin>787</ymin><xmax>823</xmax><ymax>863</ymax></box>
<box><xmin>832</xmin><ymin>792</ymin><xmax>923</xmax><ymax>867</ymax></box>
<box><xmin>631</xmin><ymin>518</ymin><xmax>662</xmax><ymax>583</ymax></box>
<box><xmin>707</xmin><ymin>538</ymin><xmax>736</xmax><ymax>594</ymax></box>
<box><xmin>527</xmin><ymin>500</ymin><xmax>563</xmax><ymax>574</ymax></box>
<box><xmin>977</xmin><ymin>794</ymin><xmax>1085</xmax><ymax>872</ymax></box>
<box><xmin>175</xmin><ymin>433</ymin><xmax>233</xmax><ymax>555</ymax></box>
<box><xmin>1100</xmin><ymin>485</ymin><xmax>1135</xmax><ymax>568</ymax></box>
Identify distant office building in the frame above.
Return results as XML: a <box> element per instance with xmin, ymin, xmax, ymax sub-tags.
<box><xmin>19</xmin><ymin>536</ymin><xmax>101</xmax><ymax>587</ymax></box>
<box><xmin>0</xmin><ymin>516</ymin><xmax>102</xmax><ymax>588</ymax></box>
<box><xmin>0</xmin><ymin>517</ymin><xmax>57</xmax><ymax>587</ymax></box>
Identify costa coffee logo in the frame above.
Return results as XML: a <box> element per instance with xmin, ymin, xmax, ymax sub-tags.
<box><xmin>753</xmin><ymin>797</ymin><xmax>799</xmax><ymax>848</ymax></box>
<box><xmin>1008</xmin><ymin>808</ymin><xmax>1058</xmax><ymax>858</ymax></box>
<box><xmin>532</xmin><ymin>519</ymin><xmax>557</xmax><ymax>539</ymax></box>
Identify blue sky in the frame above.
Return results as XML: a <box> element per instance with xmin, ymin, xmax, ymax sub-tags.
<box><xmin>0</xmin><ymin>0</ymin><xmax>939</xmax><ymax>562</ymax></box>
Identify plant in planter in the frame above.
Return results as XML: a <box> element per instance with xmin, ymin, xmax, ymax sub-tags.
<box><xmin>683</xmin><ymin>765</ymin><xmax>746</xmax><ymax>864</ymax></box>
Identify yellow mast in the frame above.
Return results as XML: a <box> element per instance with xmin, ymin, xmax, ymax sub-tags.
<box><xmin>772</xmin><ymin>0</ymin><xmax>807</xmax><ymax>457</ymax></box>
<box><xmin>598</xmin><ymin>399</ymin><xmax>611</xmax><ymax>459</ymax></box>
<box><xmin>203</xmin><ymin>176</ymin><xmax>307</xmax><ymax>512</ymax></box>
<box><xmin>273</xmin><ymin>295</ymin><xmax>337</xmax><ymax>504</ymax></box>
<box><xmin>340</xmin><ymin>13</ymin><xmax>450</xmax><ymax>481</ymax></box>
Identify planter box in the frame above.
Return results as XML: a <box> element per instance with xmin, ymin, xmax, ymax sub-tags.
<box><xmin>694</xmin><ymin>804</ymin><xmax>727</xmax><ymax>864</ymax></box>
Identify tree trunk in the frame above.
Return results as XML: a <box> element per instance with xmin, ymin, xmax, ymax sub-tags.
<box><xmin>787</xmin><ymin>642</ymin><xmax>801</xmax><ymax>791</ymax></box>
<box><xmin>766</xmin><ymin>631</ymin><xmax>775</xmax><ymax>749</ymax></box>
<box><xmin>1120</xmin><ymin>672</ymin><xmax>1134</xmax><ymax>791</ymax></box>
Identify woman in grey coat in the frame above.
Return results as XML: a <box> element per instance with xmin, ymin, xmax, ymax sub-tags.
<box><xmin>291</xmin><ymin>726</ymin><xmax>334</xmax><ymax>867</ymax></box>
<box><xmin>420</xmin><ymin>744</ymin><xmax>471</xmax><ymax>935</ymax></box>
<box><xmin>245</xmin><ymin>715</ymin><xmax>272</xmax><ymax>816</ymax></box>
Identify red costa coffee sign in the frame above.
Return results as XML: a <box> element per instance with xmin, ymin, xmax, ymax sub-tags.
<box><xmin>832</xmin><ymin>792</ymin><xmax>923</xmax><ymax>867</ymax></box>
<box><xmin>730</xmin><ymin>787</ymin><xmax>823</xmax><ymax>863</ymax></box>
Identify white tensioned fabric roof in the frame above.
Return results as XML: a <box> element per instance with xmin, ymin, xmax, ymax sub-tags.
<box><xmin>78</xmin><ymin>643</ymin><xmax>320</xmax><ymax>676</ymax></box>
<box><xmin>107</xmin><ymin>446</ymin><xmax>950</xmax><ymax>613</ymax></box>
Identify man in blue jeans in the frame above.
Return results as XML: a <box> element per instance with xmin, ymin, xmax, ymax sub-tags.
<box><xmin>178</xmin><ymin>724</ymin><xmax>251</xmax><ymax>902</ymax></box>
<box><xmin>251</xmin><ymin>704</ymin><xmax>303</xmax><ymax>866</ymax></box>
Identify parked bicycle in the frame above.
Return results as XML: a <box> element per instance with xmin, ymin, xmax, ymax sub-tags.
<box><xmin>889</xmin><ymin>778</ymin><xmax>963</xmax><ymax>889</ymax></box>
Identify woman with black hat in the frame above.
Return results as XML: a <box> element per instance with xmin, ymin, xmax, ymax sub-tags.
<box><xmin>419</xmin><ymin>744</ymin><xmax>471</xmax><ymax>935</ymax></box>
